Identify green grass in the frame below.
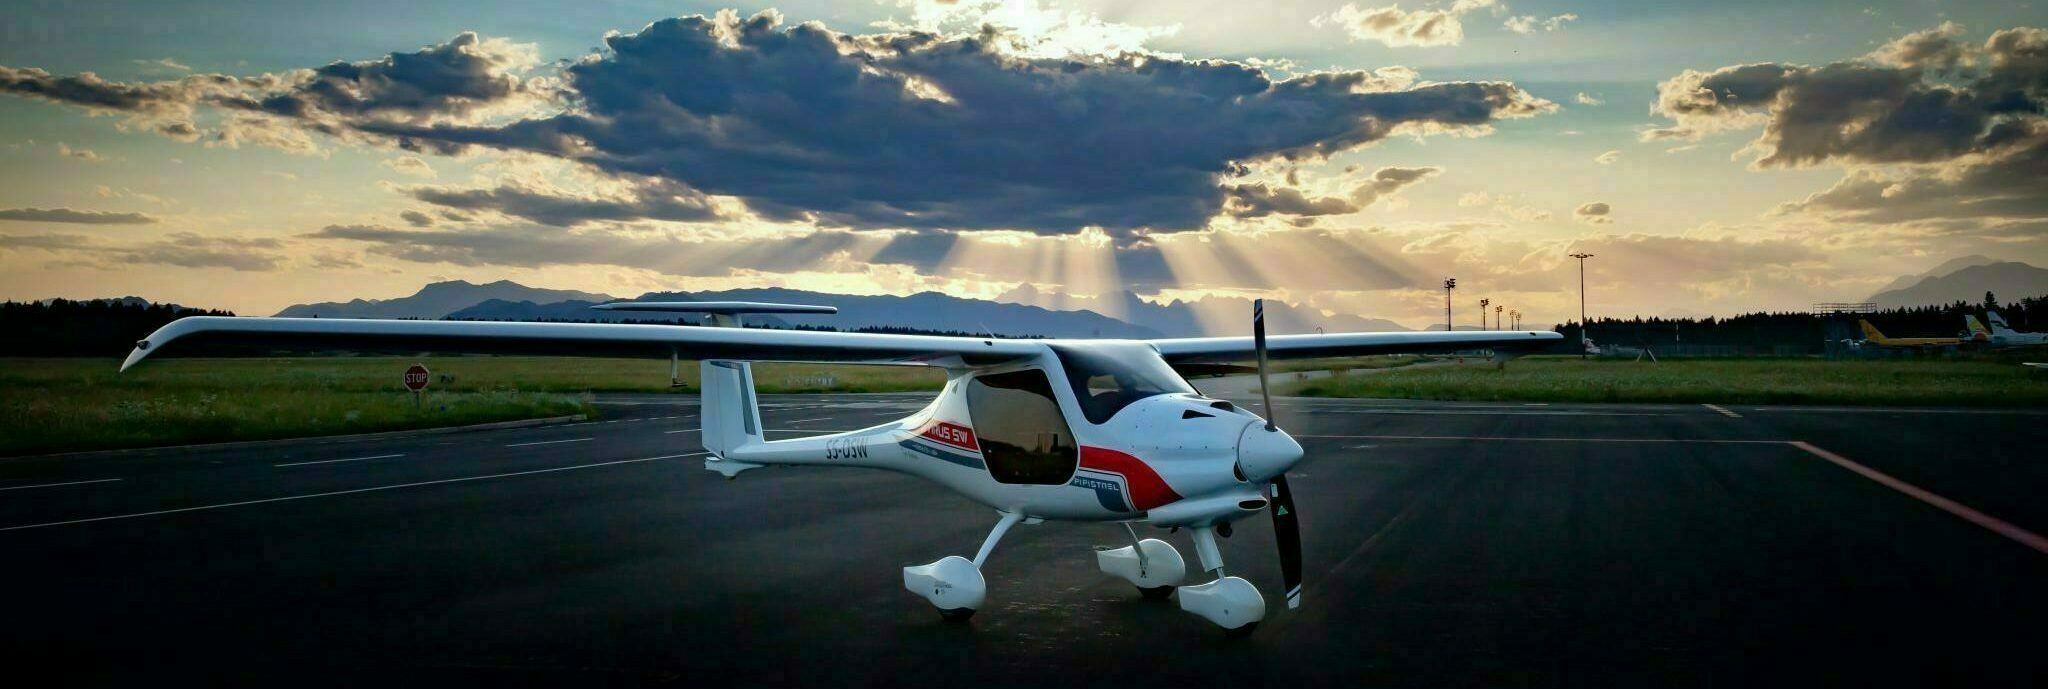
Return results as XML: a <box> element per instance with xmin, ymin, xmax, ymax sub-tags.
<box><xmin>1286</xmin><ymin>356</ymin><xmax>2048</xmax><ymax>407</ymax></box>
<box><xmin>0</xmin><ymin>356</ymin><xmax>944</xmax><ymax>456</ymax></box>
<box><xmin>1273</xmin><ymin>355</ymin><xmax>1432</xmax><ymax>373</ymax></box>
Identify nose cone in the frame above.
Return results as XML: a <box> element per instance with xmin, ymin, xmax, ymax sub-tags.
<box><xmin>1236</xmin><ymin>421</ymin><xmax>1304</xmax><ymax>483</ymax></box>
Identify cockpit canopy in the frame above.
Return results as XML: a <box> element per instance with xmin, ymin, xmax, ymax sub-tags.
<box><xmin>1049</xmin><ymin>342</ymin><xmax>1197</xmax><ymax>425</ymax></box>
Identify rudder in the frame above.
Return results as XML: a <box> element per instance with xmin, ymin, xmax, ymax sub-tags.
<box><xmin>700</xmin><ymin>360</ymin><xmax>764</xmax><ymax>459</ymax></box>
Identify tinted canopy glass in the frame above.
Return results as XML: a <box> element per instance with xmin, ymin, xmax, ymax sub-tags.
<box><xmin>1051</xmin><ymin>343</ymin><xmax>1197</xmax><ymax>424</ymax></box>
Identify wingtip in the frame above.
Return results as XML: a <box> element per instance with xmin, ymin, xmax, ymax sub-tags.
<box><xmin>119</xmin><ymin>347</ymin><xmax>146</xmax><ymax>372</ymax></box>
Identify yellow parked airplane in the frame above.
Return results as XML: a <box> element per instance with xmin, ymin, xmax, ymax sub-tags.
<box><xmin>1857</xmin><ymin>320</ymin><xmax>1963</xmax><ymax>350</ymax></box>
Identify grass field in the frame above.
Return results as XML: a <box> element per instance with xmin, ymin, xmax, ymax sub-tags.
<box><xmin>1273</xmin><ymin>355</ymin><xmax>1430</xmax><ymax>373</ymax></box>
<box><xmin>0</xmin><ymin>356</ymin><xmax>945</xmax><ymax>457</ymax></box>
<box><xmin>1287</xmin><ymin>356</ymin><xmax>2048</xmax><ymax>407</ymax></box>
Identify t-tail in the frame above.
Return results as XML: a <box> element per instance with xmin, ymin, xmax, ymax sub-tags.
<box><xmin>701</xmin><ymin>360</ymin><xmax>768</xmax><ymax>477</ymax></box>
<box><xmin>1987</xmin><ymin>311</ymin><xmax>2018</xmax><ymax>335</ymax></box>
<box><xmin>1966</xmin><ymin>315</ymin><xmax>1993</xmax><ymax>342</ymax></box>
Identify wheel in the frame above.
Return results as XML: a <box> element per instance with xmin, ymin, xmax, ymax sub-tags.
<box><xmin>1138</xmin><ymin>585</ymin><xmax>1175</xmax><ymax>601</ymax></box>
<box><xmin>937</xmin><ymin>607</ymin><xmax>976</xmax><ymax>622</ymax></box>
<box><xmin>1222</xmin><ymin>622</ymin><xmax>1260</xmax><ymax>638</ymax></box>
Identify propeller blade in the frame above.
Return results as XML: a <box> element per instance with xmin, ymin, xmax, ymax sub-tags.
<box><xmin>1270</xmin><ymin>474</ymin><xmax>1303</xmax><ymax>609</ymax></box>
<box><xmin>1254</xmin><ymin>298</ymin><xmax>1302</xmax><ymax>608</ymax></box>
<box><xmin>1253</xmin><ymin>299</ymin><xmax>1275</xmax><ymax>431</ymax></box>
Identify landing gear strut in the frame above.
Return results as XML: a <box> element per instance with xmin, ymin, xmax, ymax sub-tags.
<box><xmin>1096</xmin><ymin>522</ymin><xmax>1187</xmax><ymax>599</ymax></box>
<box><xmin>1174</xmin><ymin>524</ymin><xmax>1266</xmax><ymax>632</ymax></box>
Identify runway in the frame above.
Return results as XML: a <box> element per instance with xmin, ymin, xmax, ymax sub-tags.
<box><xmin>2</xmin><ymin>381</ymin><xmax>2044</xmax><ymax>686</ymax></box>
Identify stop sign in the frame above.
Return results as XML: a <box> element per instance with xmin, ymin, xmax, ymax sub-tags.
<box><xmin>403</xmin><ymin>363</ymin><xmax>431</xmax><ymax>392</ymax></box>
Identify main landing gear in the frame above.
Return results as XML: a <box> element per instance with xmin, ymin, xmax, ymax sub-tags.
<box><xmin>1095</xmin><ymin>522</ymin><xmax>1187</xmax><ymax>600</ymax></box>
<box><xmin>905</xmin><ymin>516</ymin><xmax>1266</xmax><ymax>634</ymax></box>
<box><xmin>903</xmin><ymin>511</ymin><xmax>1024</xmax><ymax>622</ymax></box>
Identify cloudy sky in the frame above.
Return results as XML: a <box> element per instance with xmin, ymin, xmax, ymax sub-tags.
<box><xmin>1</xmin><ymin>0</ymin><xmax>2042</xmax><ymax>331</ymax></box>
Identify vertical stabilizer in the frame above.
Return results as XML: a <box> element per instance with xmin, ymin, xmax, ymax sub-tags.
<box><xmin>1967</xmin><ymin>315</ymin><xmax>1993</xmax><ymax>341</ymax></box>
<box><xmin>701</xmin><ymin>360</ymin><xmax>765</xmax><ymax>460</ymax></box>
<box><xmin>1858</xmin><ymin>320</ymin><xmax>1887</xmax><ymax>343</ymax></box>
<box><xmin>1987</xmin><ymin>311</ymin><xmax>2017</xmax><ymax>335</ymax></box>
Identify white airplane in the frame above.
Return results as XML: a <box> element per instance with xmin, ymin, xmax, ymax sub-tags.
<box><xmin>120</xmin><ymin>300</ymin><xmax>1560</xmax><ymax>633</ymax></box>
<box><xmin>1979</xmin><ymin>311</ymin><xmax>2048</xmax><ymax>348</ymax></box>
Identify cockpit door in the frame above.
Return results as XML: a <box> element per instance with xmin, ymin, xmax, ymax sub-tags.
<box><xmin>963</xmin><ymin>368</ymin><xmax>1078</xmax><ymax>485</ymax></box>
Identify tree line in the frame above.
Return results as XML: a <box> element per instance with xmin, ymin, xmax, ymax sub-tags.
<box><xmin>1552</xmin><ymin>293</ymin><xmax>2046</xmax><ymax>352</ymax></box>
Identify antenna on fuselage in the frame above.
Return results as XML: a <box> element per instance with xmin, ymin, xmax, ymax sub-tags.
<box><xmin>592</xmin><ymin>300</ymin><xmax>839</xmax><ymax>385</ymax></box>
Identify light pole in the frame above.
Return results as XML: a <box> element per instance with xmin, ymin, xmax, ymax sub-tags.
<box><xmin>1511</xmin><ymin>310</ymin><xmax>1521</xmax><ymax>330</ymax></box>
<box><xmin>1479</xmin><ymin>298</ymin><xmax>1490</xmax><ymax>331</ymax></box>
<box><xmin>1443</xmin><ymin>278</ymin><xmax>1457</xmax><ymax>331</ymax></box>
<box><xmin>1496</xmin><ymin>304</ymin><xmax>1504</xmax><ymax>331</ymax></box>
<box><xmin>1569</xmin><ymin>252</ymin><xmax>1595</xmax><ymax>359</ymax></box>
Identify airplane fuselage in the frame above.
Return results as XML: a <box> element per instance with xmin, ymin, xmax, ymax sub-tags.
<box><xmin>711</xmin><ymin>344</ymin><xmax>1287</xmax><ymax>526</ymax></box>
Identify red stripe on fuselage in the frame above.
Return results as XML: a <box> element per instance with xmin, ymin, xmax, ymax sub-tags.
<box><xmin>1079</xmin><ymin>446</ymin><xmax>1181</xmax><ymax>510</ymax></box>
<box><xmin>916</xmin><ymin>420</ymin><xmax>980</xmax><ymax>453</ymax></box>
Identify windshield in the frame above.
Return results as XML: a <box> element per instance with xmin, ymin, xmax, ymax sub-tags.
<box><xmin>1050</xmin><ymin>343</ymin><xmax>1197</xmax><ymax>424</ymax></box>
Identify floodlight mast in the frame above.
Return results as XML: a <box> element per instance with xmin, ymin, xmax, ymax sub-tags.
<box><xmin>1568</xmin><ymin>252</ymin><xmax>1594</xmax><ymax>359</ymax></box>
<box><xmin>1443</xmin><ymin>278</ymin><xmax>1457</xmax><ymax>332</ymax></box>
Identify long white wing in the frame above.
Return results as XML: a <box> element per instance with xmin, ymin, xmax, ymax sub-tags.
<box><xmin>1150</xmin><ymin>330</ymin><xmax>1562</xmax><ymax>364</ymax></box>
<box><xmin>121</xmin><ymin>316</ymin><xmax>1040</xmax><ymax>371</ymax></box>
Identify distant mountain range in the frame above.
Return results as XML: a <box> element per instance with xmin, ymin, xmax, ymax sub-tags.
<box><xmin>269</xmin><ymin>280</ymin><xmax>1414</xmax><ymax>338</ymax></box>
<box><xmin>274</xmin><ymin>280</ymin><xmax>615</xmax><ymax>320</ymax></box>
<box><xmin>1868</xmin><ymin>259</ymin><xmax>2048</xmax><ymax>308</ymax></box>
<box><xmin>993</xmin><ymin>284</ymin><xmax>1409</xmax><ymax>336</ymax></box>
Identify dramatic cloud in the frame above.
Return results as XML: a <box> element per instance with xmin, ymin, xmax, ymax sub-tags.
<box><xmin>0</xmin><ymin>32</ymin><xmax>540</xmax><ymax>156</ymax></box>
<box><xmin>1222</xmin><ymin>166</ymin><xmax>1439</xmax><ymax>219</ymax></box>
<box><xmin>405</xmin><ymin>178</ymin><xmax>722</xmax><ymax>227</ymax></box>
<box><xmin>1648</xmin><ymin>25</ymin><xmax>2047</xmax><ymax>168</ymax></box>
<box><xmin>1314</xmin><ymin>0</ymin><xmax>1498</xmax><ymax>48</ymax></box>
<box><xmin>0</xmin><ymin>207</ymin><xmax>159</xmax><ymax>224</ymax></box>
<box><xmin>0</xmin><ymin>232</ymin><xmax>285</xmax><ymax>271</ymax></box>
<box><xmin>1653</xmin><ymin>24</ymin><xmax>2048</xmax><ymax>242</ymax></box>
<box><xmin>226</xmin><ymin>32</ymin><xmax>539</xmax><ymax>123</ymax></box>
<box><xmin>1575</xmin><ymin>202</ymin><xmax>1612</xmax><ymax>223</ymax></box>
<box><xmin>1595</xmin><ymin>150</ymin><xmax>1620</xmax><ymax>165</ymax></box>
<box><xmin>357</xmin><ymin>10</ymin><xmax>1549</xmax><ymax>234</ymax></box>
<box><xmin>1503</xmin><ymin>14</ymin><xmax>1577</xmax><ymax>34</ymax></box>
<box><xmin>2</xmin><ymin>11</ymin><xmax>1550</xmax><ymax>236</ymax></box>
<box><xmin>1775</xmin><ymin>125</ymin><xmax>2048</xmax><ymax>224</ymax></box>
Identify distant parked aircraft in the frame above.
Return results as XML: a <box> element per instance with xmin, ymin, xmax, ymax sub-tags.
<box><xmin>1857</xmin><ymin>320</ymin><xmax>1962</xmax><ymax>350</ymax></box>
<box><xmin>1982</xmin><ymin>311</ymin><xmax>2048</xmax><ymax>348</ymax></box>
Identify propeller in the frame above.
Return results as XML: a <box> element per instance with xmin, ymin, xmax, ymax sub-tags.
<box><xmin>1252</xmin><ymin>299</ymin><xmax>1305</xmax><ymax>609</ymax></box>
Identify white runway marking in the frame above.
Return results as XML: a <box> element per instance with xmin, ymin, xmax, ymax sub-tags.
<box><xmin>1703</xmin><ymin>404</ymin><xmax>1742</xmax><ymax>418</ymax></box>
<box><xmin>1789</xmin><ymin>441</ymin><xmax>2048</xmax><ymax>556</ymax></box>
<box><xmin>1299</xmin><ymin>434</ymin><xmax>1786</xmax><ymax>444</ymax></box>
<box><xmin>0</xmin><ymin>478</ymin><xmax>123</xmax><ymax>492</ymax></box>
<box><xmin>664</xmin><ymin>429</ymin><xmax>701</xmax><ymax>435</ymax></box>
<box><xmin>1317</xmin><ymin>409</ymin><xmax>1670</xmax><ymax>417</ymax></box>
<box><xmin>0</xmin><ymin>453</ymin><xmax>708</xmax><ymax>533</ymax></box>
<box><xmin>504</xmin><ymin>437</ymin><xmax>593</xmax><ymax>448</ymax></box>
<box><xmin>274</xmin><ymin>454</ymin><xmax>405</xmax><ymax>468</ymax></box>
<box><xmin>785</xmin><ymin>417</ymin><xmax>832</xmax><ymax>424</ymax></box>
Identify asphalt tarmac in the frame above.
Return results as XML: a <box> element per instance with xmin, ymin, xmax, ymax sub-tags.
<box><xmin>2</xmin><ymin>381</ymin><xmax>2044</xmax><ymax>687</ymax></box>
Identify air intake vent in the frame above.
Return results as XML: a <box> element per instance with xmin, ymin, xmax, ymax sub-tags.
<box><xmin>1181</xmin><ymin>410</ymin><xmax>1214</xmax><ymax>419</ymax></box>
<box><xmin>1210</xmin><ymin>401</ymin><xmax>1235</xmax><ymax>412</ymax></box>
